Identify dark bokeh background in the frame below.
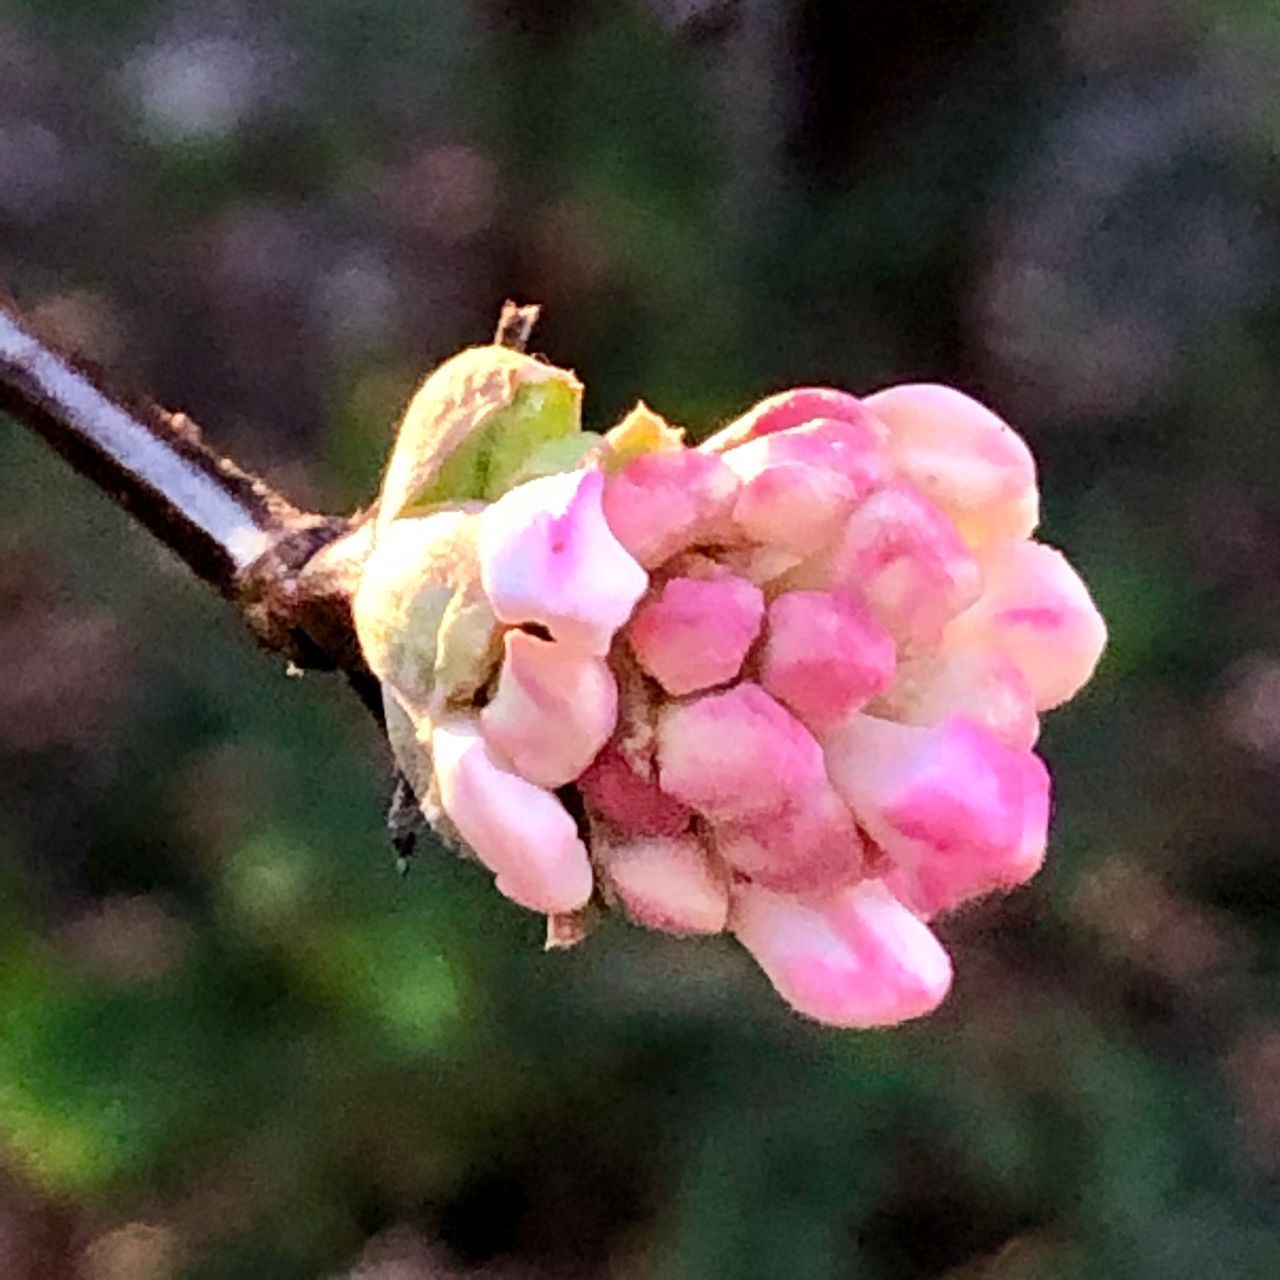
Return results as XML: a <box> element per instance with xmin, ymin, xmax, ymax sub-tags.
<box><xmin>2</xmin><ymin>1</ymin><xmax>1280</xmax><ymax>1276</ymax></box>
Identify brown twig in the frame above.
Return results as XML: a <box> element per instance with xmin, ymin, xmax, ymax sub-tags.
<box><xmin>494</xmin><ymin>299</ymin><xmax>541</xmax><ymax>353</ymax></box>
<box><xmin>0</xmin><ymin>293</ymin><xmax>546</xmax><ymax>730</ymax></box>
<box><xmin>0</xmin><ymin>293</ymin><xmax>380</xmax><ymax>716</ymax></box>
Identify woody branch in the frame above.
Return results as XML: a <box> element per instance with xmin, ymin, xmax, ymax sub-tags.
<box><xmin>0</xmin><ymin>293</ymin><xmax>380</xmax><ymax>716</ymax></box>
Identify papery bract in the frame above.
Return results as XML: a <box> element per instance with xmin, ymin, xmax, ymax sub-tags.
<box><xmin>378</xmin><ymin>345</ymin><xmax>584</xmax><ymax>530</ymax></box>
<box><xmin>354</xmin><ymin>508</ymin><xmax>495</xmax><ymax>715</ymax></box>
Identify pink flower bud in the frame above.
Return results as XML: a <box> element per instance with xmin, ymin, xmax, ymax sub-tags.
<box><xmin>478</xmin><ymin>468</ymin><xmax>648</xmax><ymax>654</ymax></box>
<box><xmin>721</xmin><ymin>418</ymin><xmax>890</xmax><ymax>556</ymax></box>
<box><xmin>480</xmin><ymin>630</ymin><xmax>617</xmax><ymax>788</ymax></box>
<box><xmin>700</xmin><ymin>387</ymin><xmax>882</xmax><ymax>454</ymax></box>
<box><xmin>825</xmin><ymin>714</ymin><xmax>1050</xmax><ymax>917</ymax></box>
<box><xmin>715</xmin><ymin>785</ymin><xmax>865</xmax><ymax>893</ymax></box>
<box><xmin>943</xmin><ymin>539</ymin><xmax>1107</xmax><ymax>710</ymax></box>
<box><xmin>874</xmin><ymin>648</ymin><xmax>1039</xmax><ymax>751</ymax></box>
<box><xmin>600</xmin><ymin>834</ymin><xmax>729</xmax><ymax>934</ymax></box>
<box><xmin>576</xmin><ymin>745</ymin><xmax>694</xmax><ymax>838</ymax></box>
<box><xmin>730</xmin><ymin>463</ymin><xmax>855</xmax><ymax>558</ymax></box>
<box><xmin>731</xmin><ymin>880</ymin><xmax>953</xmax><ymax>1028</ymax></box>
<box><xmin>627</xmin><ymin>574</ymin><xmax>764</xmax><ymax>696</ymax></box>
<box><xmin>431</xmin><ymin>717</ymin><xmax>594</xmax><ymax>914</ymax></box>
<box><xmin>657</xmin><ymin>683</ymin><xmax>828</xmax><ymax>823</ymax></box>
<box><xmin>602</xmin><ymin>448</ymin><xmax>738</xmax><ymax>567</ymax></box>
<box><xmin>359</xmin><ymin>352</ymin><xmax>1105</xmax><ymax>1031</ymax></box>
<box><xmin>760</xmin><ymin>590</ymin><xmax>896</xmax><ymax>735</ymax></box>
<box><xmin>792</xmin><ymin>483</ymin><xmax>982</xmax><ymax>646</ymax></box>
<box><xmin>864</xmin><ymin>383</ymin><xmax>1039</xmax><ymax>545</ymax></box>
<box><xmin>721</xmin><ymin>416</ymin><xmax>889</xmax><ymax>491</ymax></box>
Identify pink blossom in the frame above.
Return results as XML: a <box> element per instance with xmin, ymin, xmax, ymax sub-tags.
<box><xmin>787</xmin><ymin>482</ymin><xmax>982</xmax><ymax>646</ymax></box>
<box><xmin>600</xmin><ymin>834</ymin><xmax>729</xmax><ymax>935</ymax></box>
<box><xmin>478</xmin><ymin>467</ymin><xmax>648</xmax><ymax>654</ymax></box>
<box><xmin>656</xmin><ymin>683</ymin><xmax>829</xmax><ymax>823</ymax></box>
<box><xmin>715</xmin><ymin>786</ymin><xmax>866</xmax><ymax>893</ymax></box>
<box><xmin>825</xmin><ymin>714</ymin><xmax>1050</xmax><ymax>918</ymax></box>
<box><xmin>731</xmin><ymin>880</ymin><xmax>953</xmax><ymax>1028</ymax></box>
<box><xmin>942</xmin><ymin>538</ymin><xmax>1108</xmax><ymax>710</ymax></box>
<box><xmin>576</xmin><ymin>745</ymin><xmax>694</xmax><ymax>838</ymax></box>
<box><xmin>874</xmin><ymin>648</ymin><xmax>1039</xmax><ymax>752</ymax></box>
<box><xmin>760</xmin><ymin>590</ymin><xmax>896</xmax><ymax>735</ymax></box>
<box><xmin>721</xmin><ymin>417</ymin><xmax>890</xmax><ymax>555</ymax></box>
<box><xmin>359</xmin><ymin>359</ymin><xmax>1106</xmax><ymax>1030</ymax></box>
<box><xmin>628</xmin><ymin>574</ymin><xmax>764</xmax><ymax>696</ymax></box>
<box><xmin>431</xmin><ymin>717</ymin><xmax>594</xmax><ymax>914</ymax></box>
<box><xmin>480</xmin><ymin>629</ymin><xmax>617</xmax><ymax>787</ymax></box>
<box><xmin>864</xmin><ymin>383</ymin><xmax>1039</xmax><ymax>545</ymax></box>
<box><xmin>700</xmin><ymin>386</ymin><xmax>882</xmax><ymax>454</ymax></box>
<box><xmin>602</xmin><ymin>448</ymin><xmax>737</xmax><ymax>568</ymax></box>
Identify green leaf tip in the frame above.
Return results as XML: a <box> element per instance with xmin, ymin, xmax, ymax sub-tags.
<box><xmin>377</xmin><ymin>345</ymin><xmax>583</xmax><ymax>531</ymax></box>
<box><xmin>601</xmin><ymin>401</ymin><xmax>685</xmax><ymax>470</ymax></box>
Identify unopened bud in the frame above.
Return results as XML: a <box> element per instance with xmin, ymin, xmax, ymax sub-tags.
<box><xmin>354</xmin><ymin>336</ymin><xmax>1107</xmax><ymax>1030</ymax></box>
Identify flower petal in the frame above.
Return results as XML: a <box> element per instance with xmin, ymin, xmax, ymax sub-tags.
<box><xmin>602</xmin><ymin>449</ymin><xmax>738</xmax><ymax>567</ymax></box>
<box><xmin>730</xmin><ymin>464</ymin><xmax>855</xmax><ymax>557</ymax></box>
<box><xmin>732</xmin><ymin>880</ymin><xmax>953</xmax><ymax>1027</ymax></box>
<box><xmin>715</xmin><ymin>785</ymin><xmax>865</xmax><ymax>893</ymax></box>
<box><xmin>601</xmin><ymin>834</ymin><xmax>729</xmax><ymax>935</ymax></box>
<box><xmin>627</xmin><ymin>574</ymin><xmax>764</xmax><ymax>696</ymax></box>
<box><xmin>761</xmin><ymin>590</ymin><xmax>896</xmax><ymax>736</ymax></box>
<box><xmin>577</xmin><ymin>744</ymin><xmax>694</xmax><ymax>838</ymax></box>
<box><xmin>864</xmin><ymin>383</ymin><xmax>1038</xmax><ymax>545</ymax></box>
<box><xmin>943</xmin><ymin>539</ymin><xmax>1107</xmax><ymax>710</ymax></box>
<box><xmin>721</xmin><ymin>416</ymin><xmax>889</xmax><ymax>489</ymax></box>
<box><xmin>478</xmin><ymin>468</ymin><xmax>648</xmax><ymax>654</ymax></box>
<box><xmin>873</xmin><ymin>648</ymin><xmax>1039</xmax><ymax>751</ymax></box>
<box><xmin>786</xmin><ymin>483</ymin><xmax>981</xmax><ymax>646</ymax></box>
<box><xmin>721</xmin><ymin>418</ymin><xmax>891</xmax><ymax>556</ymax></box>
<box><xmin>824</xmin><ymin>714</ymin><xmax>1050</xmax><ymax>917</ymax></box>
<box><xmin>657</xmin><ymin>683</ymin><xmax>828</xmax><ymax>823</ymax></box>
<box><xmin>431</xmin><ymin>716</ymin><xmax>594</xmax><ymax>913</ymax></box>
<box><xmin>480</xmin><ymin>630</ymin><xmax>617</xmax><ymax>788</ymax></box>
<box><xmin>700</xmin><ymin>387</ymin><xmax>884</xmax><ymax>454</ymax></box>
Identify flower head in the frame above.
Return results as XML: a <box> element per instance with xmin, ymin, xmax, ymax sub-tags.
<box><xmin>355</xmin><ymin>347</ymin><xmax>1106</xmax><ymax>1029</ymax></box>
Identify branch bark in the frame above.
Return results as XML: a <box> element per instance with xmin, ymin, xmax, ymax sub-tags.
<box><xmin>0</xmin><ymin>294</ymin><xmax>380</xmax><ymax>716</ymax></box>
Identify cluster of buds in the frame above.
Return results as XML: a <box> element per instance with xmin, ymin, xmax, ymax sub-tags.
<box><xmin>353</xmin><ymin>340</ymin><xmax>1105</xmax><ymax>1028</ymax></box>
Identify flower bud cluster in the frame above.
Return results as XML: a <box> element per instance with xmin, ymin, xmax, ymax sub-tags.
<box><xmin>355</xmin><ymin>346</ymin><xmax>1106</xmax><ymax>1027</ymax></box>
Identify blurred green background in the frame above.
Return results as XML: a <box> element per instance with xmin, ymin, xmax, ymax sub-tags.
<box><xmin>3</xmin><ymin>1</ymin><xmax>1280</xmax><ymax>1276</ymax></box>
